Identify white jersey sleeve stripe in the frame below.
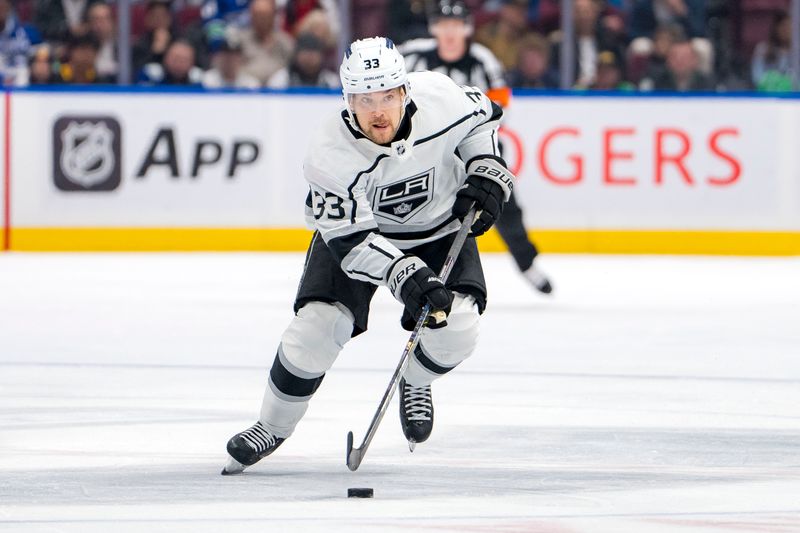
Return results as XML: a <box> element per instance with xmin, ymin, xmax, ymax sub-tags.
<box><xmin>367</xmin><ymin>241</ymin><xmax>397</xmax><ymax>259</ymax></box>
<box><xmin>414</xmin><ymin>108</ymin><xmax>486</xmax><ymax>146</ymax></box>
<box><xmin>457</xmin><ymin>93</ymin><xmax>506</xmax><ymax>170</ymax></box>
<box><xmin>322</xmin><ymin>219</ymin><xmax>378</xmax><ymax>241</ymax></box>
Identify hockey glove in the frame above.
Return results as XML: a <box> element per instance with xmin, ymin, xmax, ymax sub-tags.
<box><xmin>452</xmin><ymin>157</ymin><xmax>514</xmax><ymax>237</ymax></box>
<box><xmin>387</xmin><ymin>255</ymin><xmax>453</xmax><ymax>329</ymax></box>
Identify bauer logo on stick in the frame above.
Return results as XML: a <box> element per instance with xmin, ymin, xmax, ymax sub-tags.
<box><xmin>53</xmin><ymin>115</ymin><xmax>122</xmax><ymax>192</ymax></box>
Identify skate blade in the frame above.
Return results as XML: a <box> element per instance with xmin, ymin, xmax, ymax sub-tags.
<box><xmin>408</xmin><ymin>440</ymin><xmax>416</xmax><ymax>453</ymax></box>
<box><xmin>221</xmin><ymin>456</ymin><xmax>246</xmax><ymax>476</ymax></box>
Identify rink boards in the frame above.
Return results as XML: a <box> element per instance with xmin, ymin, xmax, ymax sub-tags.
<box><xmin>1</xmin><ymin>88</ymin><xmax>799</xmax><ymax>254</ymax></box>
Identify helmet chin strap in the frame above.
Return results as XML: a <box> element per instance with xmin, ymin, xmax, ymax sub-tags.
<box><xmin>345</xmin><ymin>108</ymin><xmax>366</xmax><ymax>136</ymax></box>
<box><xmin>346</xmin><ymin>84</ymin><xmax>411</xmax><ymax>141</ymax></box>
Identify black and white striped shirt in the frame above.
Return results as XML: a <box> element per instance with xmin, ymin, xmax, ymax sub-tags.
<box><xmin>399</xmin><ymin>38</ymin><xmax>507</xmax><ymax>92</ymax></box>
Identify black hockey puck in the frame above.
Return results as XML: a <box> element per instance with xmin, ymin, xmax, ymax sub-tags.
<box><xmin>347</xmin><ymin>488</ymin><xmax>374</xmax><ymax>498</ymax></box>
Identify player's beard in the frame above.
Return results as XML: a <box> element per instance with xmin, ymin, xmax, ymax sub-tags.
<box><xmin>358</xmin><ymin>109</ymin><xmax>402</xmax><ymax>145</ymax></box>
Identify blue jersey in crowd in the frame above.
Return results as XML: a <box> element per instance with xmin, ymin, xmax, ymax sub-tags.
<box><xmin>0</xmin><ymin>15</ymin><xmax>42</xmax><ymax>85</ymax></box>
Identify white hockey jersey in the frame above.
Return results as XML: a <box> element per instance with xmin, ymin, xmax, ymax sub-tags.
<box><xmin>303</xmin><ymin>70</ymin><xmax>508</xmax><ymax>287</ymax></box>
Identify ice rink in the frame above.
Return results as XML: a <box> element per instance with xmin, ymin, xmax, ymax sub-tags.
<box><xmin>1</xmin><ymin>251</ymin><xmax>799</xmax><ymax>532</ymax></box>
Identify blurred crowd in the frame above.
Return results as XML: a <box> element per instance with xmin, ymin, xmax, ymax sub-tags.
<box><xmin>384</xmin><ymin>0</ymin><xmax>796</xmax><ymax>91</ymax></box>
<box><xmin>0</xmin><ymin>0</ymin><xmax>342</xmax><ymax>87</ymax></box>
<box><xmin>0</xmin><ymin>0</ymin><xmax>795</xmax><ymax>91</ymax></box>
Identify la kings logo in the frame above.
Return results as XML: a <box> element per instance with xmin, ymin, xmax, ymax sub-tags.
<box><xmin>373</xmin><ymin>168</ymin><xmax>434</xmax><ymax>223</ymax></box>
<box><xmin>53</xmin><ymin>115</ymin><xmax>122</xmax><ymax>191</ymax></box>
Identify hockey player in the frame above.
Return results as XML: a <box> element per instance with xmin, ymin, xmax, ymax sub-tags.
<box><xmin>400</xmin><ymin>0</ymin><xmax>553</xmax><ymax>294</ymax></box>
<box><xmin>222</xmin><ymin>36</ymin><xmax>512</xmax><ymax>474</ymax></box>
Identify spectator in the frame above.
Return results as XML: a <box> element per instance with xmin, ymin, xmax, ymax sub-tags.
<box><xmin>600</xmin><ymin>8</ymin><xmax>627</xmax><ymax>40</ymax></box>
<box><xmin>25</xmin><ymin>43</ymin><xmax>56</xmax><ymax>84</ymax></box>
<box><xmin>751</xmin><ymin>11</ymin><xmax>793</xmax><ymax>92</ymax></box>
<box><xmin>506</xmin><ymin>32</ymin><xmax>559</xmax><ymax>89</ymax></box>
<box><xmin>233</xmin><ymin>0</ymin><xmax>293</xmax><ymax>85</ymax></box>
<box><xmin>283</xmin><ymin>0</ymin><xmax>340</xmax><ymax>41</ymax></box>
<box><xmin>133</xmin><ymin>0</ymin><xmax>175</xmax><ymax>74</ymax></box>
<box><xmin>294</xmin><ymin>8</ymin><xmax>338</xmax><ymax>71</ymax></box>
<box><xmin>627</xmin><ymin>23</ymin><xmax>685</xmax><ymax>84</ymax></box>
<box><xmin>182</xmin><ymin>21</ymin><xmax>212</xmax><ymax>71</ymax></box>
<box><xmin>474</xmin><ymin>0</ymin><xmax>529</xmax><ymax>71</ymax></box>
<box><xmin>348</xmin><ymin>0</ymin><xmax>388</xmax><ymax>40</ymax></box>
<box><xmin>200</xmin><ymin>0</ymin><xmax>249</xmax><ymax>64</ymax></box>
<box><xmin>531</xmin><ymin>0</ymin><xmax>627</xmax><ymax>36</ymax></box>
<box><xmin>86</xmin><ymin>2</ymin><xmax>117</xmax><ymax>81</ymax></box>
<box><xmin>52</xmin><ymin>34</ymin><xmax>113</xmax><ymax>83</ymax></box>
<box><xmin>202</xmin><ymin>36</ymin><xmax>259</xmax><ymax>88</ymax></box>
<box><xmin>590</xmin><ymin>49</ymin><xmax>634</xmax><ymax>90</ymax></box>
<box><xmin>266</xmin><ymin>31</ymin><xmax>337</xmax><ymax>88</ymax></box>
<box><xmin>0</xmin><ymin>0</ymin><xmax>41</xmax><ymax>85</ymax></box>
<box><xmin>138</xmin><ymin>39</ymin><xmax>203</xmax><ymax>85</ymax></box>
<box><xmin>551</xmin><ymin>0</ymin><xmax>627</xmax><ymax>88</ymax></box>
<box><xmin>176</xmin><ymin>1</ymin><xmax>213</xmax><ymax>69</ymax></box>
<box><xmin>201</xmin><ymin>0</ymin><xmax>251</xmax><ymax>34</ymax></box>
<box><xmin>642</xmin><ymin>39</ymin><xmax>713</xmax><ymax>91</ymax></box>
<box><xmin>35</xmin><ymin>0</ymin><xmax>96</xmax><ymax>42</ymax></box>
<box><xmin>294</xmin><ymin>8</ymin><xmax>336</xmax><ymax>52</ymax></box>
<box><xmin>529</xmin><ymin>0</ymin><xmax>564</xmax><ymax>35</ymax></box>
<box><xmin>630</xmin><ymin>0</ymin><xmax>706</xmax><ymax>40</ymax></box>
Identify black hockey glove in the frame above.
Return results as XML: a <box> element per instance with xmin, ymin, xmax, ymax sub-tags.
<box><xmin>387</xmin><ymin>255</ymin><xmax>453</xmax><ymax>329</ymax></box>
<box><xmin>452</xmin><ymin>175</ymin><xmax>505</xmax><ymax>236</ymax></box>
<box><xmin>452</xmin><ymin>158</ymin><xmax>514</xmax><ymax>237</ymax></box>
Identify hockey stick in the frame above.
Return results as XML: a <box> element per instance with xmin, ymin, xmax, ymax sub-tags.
<box><xmin>346</xmin><ymin>206</ymin><xmax>478</xmax><ymax>471</ymax></box>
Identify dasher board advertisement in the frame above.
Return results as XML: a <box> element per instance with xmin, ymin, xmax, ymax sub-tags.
<box><xmin>5</xmin><ymin>89</ymin><xmax>800</xmax><ymax>253</ymax></box>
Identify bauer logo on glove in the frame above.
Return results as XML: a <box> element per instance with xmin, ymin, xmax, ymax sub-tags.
<box><xmin>389</xmin><ymin>261</ymin><xmax>418</xmax><ymax>294</ymax></box>
<box><xmin>471</xmin><ymin>164</ymin><xmax>514</xmax><ymax>192</ymax></box>
<box><xmin>452</xmin><ymin>157</ymin><xmax>514</xmax><ymax>237</ymax></box>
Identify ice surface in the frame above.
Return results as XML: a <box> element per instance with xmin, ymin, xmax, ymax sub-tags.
<box><xmin>1</xmin><ymin>252</ymin><xmax>799</xmax><ymax>532</ymax></box>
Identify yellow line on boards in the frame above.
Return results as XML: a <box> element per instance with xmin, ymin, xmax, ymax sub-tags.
<box><xmin>9</xmin><ymin>228</ymin><xmax>315</xmax><ymax>252</ymax></box>
<box><xmin>498</xmin><ymin>230</ymin><xmax>800</xmax><ymax>256</ymax></box>
<box><xmin>7</xmin><ymin>227</ymin><xmax>800</xmax><ymax>256</ymax></box>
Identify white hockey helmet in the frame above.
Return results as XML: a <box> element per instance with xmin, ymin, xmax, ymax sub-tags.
<box><xmin>340</xmin><ymin>37</ymin><xmax>410</xmax><ymax>120</ymax></box>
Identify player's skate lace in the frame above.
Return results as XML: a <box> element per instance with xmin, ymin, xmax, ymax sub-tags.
<box><xmin>239</xmin><ymin>421</ymin><xmax>278</xmax><ymax>453</ymax></box>
<box><xmin>402</xmin><ymin>384</ymin><xmax>432</xmax><ymax>421</ymax></box>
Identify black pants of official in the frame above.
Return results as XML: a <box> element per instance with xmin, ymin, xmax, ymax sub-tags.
<box><xmin>494</xmin><ymin>192</ymin><xmax>539</xmax><ymax>272</ymax></box>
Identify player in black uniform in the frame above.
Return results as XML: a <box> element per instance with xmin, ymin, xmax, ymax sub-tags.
<box><xmin>399</xmin><ymin>0</ymin><xmax>553</xmax><ymax>294</ymax></box>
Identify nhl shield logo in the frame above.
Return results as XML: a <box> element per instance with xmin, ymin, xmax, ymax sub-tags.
<box><xmin>53</xmin><ymin>115</ymin><xmax>122</xmax><ymax>191</ymax></box>
<box><xmin>391</xmin><ymin>139</ymin><xmax>412</xmax><ymax>161</ymax></box>
<box><xmin>373</xmin><ymin>168</ymin><xmax>434</xmax><ymax>223</ymax></box>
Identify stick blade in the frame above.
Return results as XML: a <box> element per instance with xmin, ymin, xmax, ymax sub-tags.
<box><xmin>346</xmin><ymin>431</ymin><xmax>363</xmax><ymax>471</ymax></box>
